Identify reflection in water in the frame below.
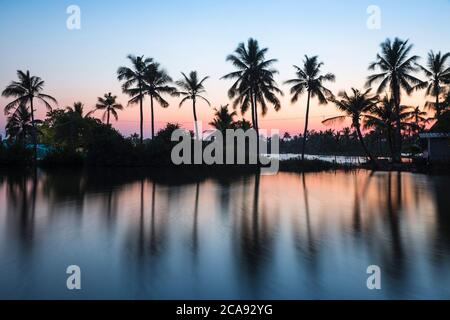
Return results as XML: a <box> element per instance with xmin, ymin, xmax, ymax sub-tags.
<box><xmin>0</xmin><ymin>169</ymin><xmax>449</xmax><ymax>299</ymax></box>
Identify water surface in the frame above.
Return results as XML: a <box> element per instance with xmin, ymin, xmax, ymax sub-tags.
<box><xmin>0</xmin><ymin>169</ymin><xmax>449</xmax><ymax>299</ymax></box>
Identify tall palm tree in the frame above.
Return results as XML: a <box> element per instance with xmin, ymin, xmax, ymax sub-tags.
<box><xmin>322</xmin><ymin>88</ymin><xmax>378</xmax><ymax>165</ymax></box>
<box><xmin>366</xmin><ymin>38</ymin><xmax>424</xmax><ymax>162</ymax></box>
<box><xmin>222</xmin><ymin>38</ymin><xmax>282</xmax><ymax>157</ymax></box>
<box><xmin>209</xmin><ymin>105</ymin><xmax>237</xmax><ymax>134</ymax></box>
<box><xmin>94</xmin><ymin>93</ymin><xmax>124</xmax><ymax>126</ymax></box>
<box><xmin>117</xmin><ymin>54</ymin><xmax>153</xmax><ymax>143</ymax></box>
<box><xmin>2</xmin><ymin>70</ymin><xmax>57</xmax><ymax>160</ymax></box>
<box><xmin>5</xmin><ymin>104</ymin><xmax>34</xmax><ymax>145</ymax></box>
<box><xmin>416</xmin><ymin>51</ymin><xmax>450</xmax><ymax>120</ymax></box>
<box><xmin>284</xmin><ymin>55</ymin><xmax>335</xmax><ymax>160</ymax></box>
<box><xmin>138</xmin><ymin>63</ymin><xmax>177</xmax><ymax>138</ymax></box>
<box><xmin>176</xmin><ymin>71</ymin><xmax>210</xmax><ymax>139</ymax></box>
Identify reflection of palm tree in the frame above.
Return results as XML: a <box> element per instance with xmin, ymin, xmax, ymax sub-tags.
<box><xmin>5</xmin><ymin>171</ymin><xmax>38</xmax><ymax>253</ymax></box>
<box><xmin>138</xmin><ymin>179</ymin><xmax>145</xmax><ymax>258</ymax></box>
<box><xmin>285</xmin><ymin>55</ymin><xmax>335</xmax><ymax>160</ymax></box>
<box><xmin>150</xmin><ymin>181</ymin><xmax>157</xmax><ymax>254</ymax></box>
<box><xmin>2</xmin><ymin>70</ymin><xmax>57</xmax><ymax>161</ymax></box>
<box><xmin>301</xmin><ymin>173</ymin><xmax>315</xmax><ymax>255</ymax></box>
<box><xmin>384</xmin><ymin>172</ymin><xmax>405</xmax><ymax>278</ymax></box>
<box><xmin>352</xmin><ymin>173</ymin><xmax>362</xmax><ymax>235</ymax></box>
<box><xmin>192</xmin><ymin>182</ymin><xmax>200</xmax><ymax>254</ymax></box>
<box><xmin>176</xmin><ymin>71</ymin><xmax>210</xmax><ymax>140</ymax></box>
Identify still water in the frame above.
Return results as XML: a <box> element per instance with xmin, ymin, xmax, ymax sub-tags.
<box><xmin>0</xmin><ymin>168</ymin><xmax>449</xmax><ymax>299</ymax></box>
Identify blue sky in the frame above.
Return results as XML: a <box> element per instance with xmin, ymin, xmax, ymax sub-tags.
<box><xmin>1</xmin><ymin>0</ymin><xmax>449</xmax><ymax>137</ymax></box>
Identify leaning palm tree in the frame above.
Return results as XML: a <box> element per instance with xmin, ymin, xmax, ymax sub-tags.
<box><xmin>94</xmin><ymin>93</ymin><xmax>124</xmax><ymax>126</ymax></box>
<box><xmin>366</xmin><ymin>38</ymin><xmax>425</xmax><ymax>162</ymax></box>
<box><xmin>5</xmin><ymin>104</ymin><xmax>34</xmax><ymax>145</ymax></box>
<box><xmin>117</xmin><ymin>54</ymin><xmax>153</xmax><ymax>143</ymax></box>
<box><xmin>139</xmin><ymin>63</ymin><xmax>178</xmax><ymax>138</ymax></box>
<box><xmin>176</xmin><ymin>71</ymin><xmax>210</xmax><ymax>139</ymax></box>
<box><xmin>416</xmin><ymin>51</ymin><xmax>450</xmax><ymax>120</ymax></box>
<box><xmin>284</xmin><ymin>55</ymin><xmax>335</xmax><ymax>160</ymax></box>
<box><xmin>222</xmin><ymin>38</ymin><xmax>282</xmax><ymax>156</ymax></box>
<box><xmin>322</xmin><ymin>88</ymin><xmax>378</xmax><ymax>165</ymax></box>
<box><xmin>2</xmin><ymin>70</ymin><xmax>57</xmax><ymax>160</ymax></box>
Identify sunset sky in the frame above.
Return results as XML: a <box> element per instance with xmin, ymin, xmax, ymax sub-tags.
<box><xmin>1</xmin><ymin>0</ymin><xmax>449</xmax><ymax>138</ymax></box>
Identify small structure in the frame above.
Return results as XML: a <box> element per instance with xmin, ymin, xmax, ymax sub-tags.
<box><xmin>419</xmin><ymin>133</ymin><xmax>450</xmax><ymax>162</ymax></box>
<box><xmin>419</xmin><ymin>111</ymin><xmax>450</xmax><ymax>163</ymax></box>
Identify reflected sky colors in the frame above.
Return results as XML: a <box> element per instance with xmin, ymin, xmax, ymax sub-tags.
<box><xmin>1</xmin><ymin>0</ymin><xmax>450</xmax><ymax>137</ymax></box>
<box><xmin>0</xmin><ymin>169</ymin><xmax>449</xmax><ymax>299</ymax></box>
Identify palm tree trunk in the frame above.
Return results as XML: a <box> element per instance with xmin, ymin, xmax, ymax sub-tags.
<box><xmin>394</xmin><ymin>103</ymin><xmax>402</xmax><ymax>163</ymax></box>
<box><xmin>249</xmin><ymin>89</ymin><xmax>256</xmax><ymax>128</ymax></box>
<box><xmin>193</xmin><ymin>98</ymin><xmax>199</xmax><ymax>140</ymax></box>
<box><xmin>355</xmin><ymin>123</ymin><xmax>377</xmax><ymax>167</ymax></box>
<box><xmin>107</xmin><ymin>109</ymin><xmax>110</xmax><ymax>126</ymax></box>
<box><xmin>253</xmin><ymin>93</ymin><xmax>260</xmax><ymax>163</ymax></box>
<box><xmin>435</xmin><ymin>93</ymin><xmax>440</xmax><ymax>120</ymax></box>
<box><xmin>301</xmin><ymin>90</ymin><xmax>311</xmax><ymax>161</ymax></box>
<box><xmin>387</xmin><ymin>127</ymin><xmax>394</xmax><ymax>160</ymax></box>
<box><xmin>150</xmin><ymin>95</ymin><xmax>155</xmax><ymax>139</ymax></box>
<box><xmin>30</xmin><ymin>97</ymin><xmax>37</xmax><ymax>162</ymax></box>
<box><xmin>139</xmin><ymin>86</ymin><xmax>144</xmax><ymax>144</ymax></box>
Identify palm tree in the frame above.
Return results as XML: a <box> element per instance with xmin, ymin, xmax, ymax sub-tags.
<box><xmin>416</xmin><ymin>51</ymin><xmax>450</xmax><ymax>120</ymax></box>
<box><xmin>66</xmin><ymin>101</ymin><xmax>93</xmax><ymax>118</ymax></box>
<box><xmin>176</xmin><ymin>71</ymin><xmax>210</xmax><ymax>139</ymax></box>
<box><xmin>403</xmin><ymin>106</ymin><xmax>429</xmax><ymax>134</ymax></box>
<box><xmin>209</xmin><ymin>105</ymin><xmax>237</xmax><ymax>134</ymax></box>
<box><xmin>5</xmin><ymin>104</ymin><xmax>34</xmax><ymax>145</ymax></box>
<box><xmin>117</xmin><ymin>54</ymin><xmax>153</xmax><ymax>143</ymax></box>
<box><xmin>139</xmin><ymin>63</ymin><xmax>178</xmax><ymax>138</ymax></box>
<box><xmin>235</xmin><ymin>119</ymin><xmax>252</xmax><ymax>131</ymax></box>
<box><xmin>366</xmin><ymin>38</ymin><xmax>424</xmax><ymax>162</ymax></box>
<box><xmin>364</xmin><ymin>97</ymin><xmax>413</xmax><ymax>159</ymax></box>
<box><xmin>222</xmin><ymin>38</ymin><xmax>282</xmax><ymax>157</ymax></box>
<box><xmin>284</xmin><ymin>55</ymin><xmax>335</xmax><ymax>160</ymax></box>
<box><xmin>322</xmin><ymin>88</ymin><xmax>378</xmax><ymax>165</ymax></box>
<box><xmin>2</xmin><ymin>70</ymin><xmax>57</xmax><ymax>160</ymax></box>
<box><xmin>94</xmin><ymin>93</ymin><xmax>124</xmax><ymax>126</ymax></box>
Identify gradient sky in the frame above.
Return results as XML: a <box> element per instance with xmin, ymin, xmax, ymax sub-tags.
<box><xmin>1</xmin><ymin>0</ymin><xmax>449</xmax><ymax>138</ymax></box>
